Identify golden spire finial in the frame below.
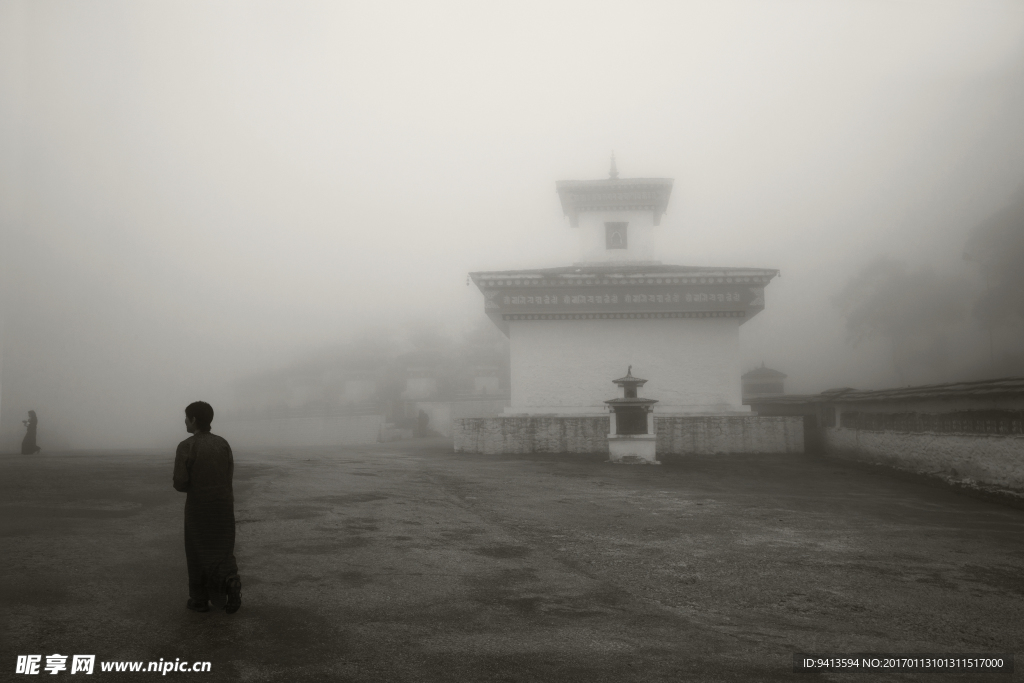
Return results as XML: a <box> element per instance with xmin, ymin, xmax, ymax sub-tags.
<box><xmin>609</xmin><ymin>152</ymin><xmax>619</xmax><ymax>179</ymax></box>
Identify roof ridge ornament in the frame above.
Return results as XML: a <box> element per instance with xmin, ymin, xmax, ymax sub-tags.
<box><xmin>612</xmin><ymin>366</ymin><xmax>648</xmax><ymax>386</ymax></box>
<box><xmin>609</xmin><ymin>152</ymin><xmax>618</xmax><ymax>180</ymax></box>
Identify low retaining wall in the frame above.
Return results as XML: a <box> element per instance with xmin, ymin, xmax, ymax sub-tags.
<box><xmin>414</xmin><ymin>398</ymin><xmax>512</xmax><ymax>438</ymax></box>
<box><xmin>454</xmin><ymin>416</ymin><xmax>609</xmax><ymax>455</ymax></box>
<box><xmin>656</xmin><ymin>416</ymin><xmax>803</xmax><ymax>455</ymax></box>
<box><xmin>218</xmin><ymin>414</ymin><xmax>385</xmax><ymax>450</ymax></box>
<box><xmin>824</xmin><ymin>427</ymin><xmax>1024</xmax><ymax>490</ymax></box>
<box><xmin>453</xmin><ymin>415</ymin><xmax>804</xmax><ymax>456</ymax></box>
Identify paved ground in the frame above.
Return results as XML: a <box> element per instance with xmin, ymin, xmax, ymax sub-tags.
<box><xmin>2</xmin><ymin>439</ymin><xmax>1023</xmax><ymax>682</ymax></box>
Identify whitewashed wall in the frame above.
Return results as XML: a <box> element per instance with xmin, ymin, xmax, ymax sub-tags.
<box><xmin>576</xmin><ymin>209</ymin><xmax>660</xmax><ymax>263</ymax></box>
<box><xmin>508</xmin><ymin>317</ymin><xmax>745</xmax><ymax>414</ymax></box>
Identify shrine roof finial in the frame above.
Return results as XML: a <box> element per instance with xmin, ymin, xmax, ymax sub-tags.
<box><xmin>612</xmin><ymin>366</ymin><xmax>647</xmax><ymax>386</ymax></box>
<box><xmin>609</xmin><ymin>152</ymin><xmax>619</xmax><ymax>180</ymax></box>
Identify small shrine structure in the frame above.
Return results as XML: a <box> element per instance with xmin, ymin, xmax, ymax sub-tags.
<box><xmin>605</xmin><ymin>367</ymin><xmax>658</xmax><ymax>464</ymax></box>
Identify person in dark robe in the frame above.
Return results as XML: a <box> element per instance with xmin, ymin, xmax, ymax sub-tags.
<box><xmin>21</xmin><ymin>410</ymin><xmax>41</xmax><ymax>455</ymax></box>
<box><xmin>173</xmin><ymin>401</ymin><xmax>242</xmax><ymax>613</ymax></box>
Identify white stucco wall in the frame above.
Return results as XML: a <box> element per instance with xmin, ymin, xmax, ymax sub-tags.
<box><xmin>576</xmin><ymin>209</ymin><xmax>660</xmax><ymax>263</ymax></box>
<box><xmin>508</xmin><ymin>317</ymin><xmax>745</xmax><ymax>414</ymax></box>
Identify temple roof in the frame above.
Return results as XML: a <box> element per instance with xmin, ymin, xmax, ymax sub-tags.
<box><xmin>556</xmin><ymin>176</ymin><xmax>674</xmax><ymax>227</ymax></box>
<box><xmin>747</xmin><ymin>377</ymin><xmax>1024</xmax><ymax>405</ymax></box>
<box><xmin>470</xmin><ymin>263</ymin><xmax>778</xmax><ymax>335</ymax></box>
<box><xmin>604</xmin><ymin>397</ymin><xmax>659</xmax><ymax>406</ymax></box>
<box><xmin>471</xmin><ymin>264</ymin><xmax>778</xmax><ymax>285</ymax></box>
<box><xmin>612</xmin><ymin>366</ymin><xmax>648</xmax><ymax>386</ymax></box>
<box><xmin>824</xmin><ymin>377</ymin><xmax>1024</xmax><ymax>403</ymax></box>
<box><xmin>742</xmin><ymin>363</ymin><xmax>787</xmax><ymax>380</ymax></box>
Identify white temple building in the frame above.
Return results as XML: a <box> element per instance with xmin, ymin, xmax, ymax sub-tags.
<box><xmin>470</xmin><ymin>158</ymin><xmax>778</xmax><ymax>417</ymax></box>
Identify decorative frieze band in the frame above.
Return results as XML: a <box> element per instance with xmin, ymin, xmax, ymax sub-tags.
<box><xmin>502</xmin><ymin>311</ymin><xmax>746</xmax><ymax>321</ymax></box>
<box><xmin>478</xmin><ymin>275</ymin><xmax>772</xmax><ymax>287</ymax></box>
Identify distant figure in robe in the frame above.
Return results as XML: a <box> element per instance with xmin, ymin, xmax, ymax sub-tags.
<box><xmin>417</xmin><ymin>409</ymin><xmax>429</xmax><ymax>437</ymax></box>
<box><xmin>21</xmin><ymin>410</ymin><xmax>41</xmax><ymax>455</ymax></box>
<box><xmin>173</xmin><ymin>401</ymin><xmax>242</xmax><ymax>614</ymax></box>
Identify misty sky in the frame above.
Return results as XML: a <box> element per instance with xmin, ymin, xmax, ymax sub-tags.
<box><xmin>2</xmin><ymin>0</ymin><xmax>1023</xmax><ymax>448</ymax></box>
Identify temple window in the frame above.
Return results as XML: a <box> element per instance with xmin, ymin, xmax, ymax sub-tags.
<box><xmin>605</xmin><ymin>222</ymin><xmax>628</xmax><ymax>249</ymax></box>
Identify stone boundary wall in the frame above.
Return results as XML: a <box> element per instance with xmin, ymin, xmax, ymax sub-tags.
<box><xmin>219</xmin><ymin>414</ymin><xmax>385</xmax><ymax>450</ymax></box>
<box><xmin>454</xmin><ymin>416</ymin><xmax>610</xmax><ymax>455</ymax></box>
<box><xmin>656</xmin><ymin>416</ymin><xmax>803</xmax><ymax>455</ymax></box>
<box><xmin>414</xmin><ymin>398</ymin><xmax>512</xmax><ymax>438</ymax></box>
<box><xmin>824</xmin><ymin>427</ymin><xmax>1024</xmax><ymax>490</ymax></box>
<box><xmin>453</xmin><ymin>415</ymin><xmax>803</xmax><ymax>455</ymax></box>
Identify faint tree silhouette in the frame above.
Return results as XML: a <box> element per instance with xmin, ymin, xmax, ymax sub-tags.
<box><xmin>963</xmin><ymin>186</ymin><xmax>1024</xmax><ymax>371</ymax></box>
<box><xmin>833</xmin><ymin>258</ymin><xmax>972</xmax><ymax>383</ymax></box>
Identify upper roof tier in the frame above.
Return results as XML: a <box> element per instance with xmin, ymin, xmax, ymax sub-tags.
<box><xmin>556</xmin><ymin>176</ymin><xmax>674</xmax><ymax>228</ymax></box>
<box><xmin>612</xmin><ymin>366</ymin><xmax>648</xmax><ymax>387</ymax></box>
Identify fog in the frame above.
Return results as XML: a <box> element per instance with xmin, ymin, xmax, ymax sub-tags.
<box><xmin>2</xmin><ymin>0</ymin><xmax>1023</xmax><ymax>449</ymax></box>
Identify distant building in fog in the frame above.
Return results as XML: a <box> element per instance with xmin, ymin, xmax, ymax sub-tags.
<box><xmin>741</xmin><ymin>363</ymin><xmax>787</xmax><ymax>401</ymax></box>
<box><xmin>470</xmin><ymin>366</ymin><xmax>500</xmax><ymax>396</ymax></box>
<box><xmin>222</xmin><ymin>326</ymin><xmax>511</xmax><ymax>442</ymax></box>
<box><xmin>400</xmin><ymin>364</ymin><xmax>441</xmax><ymax>402</ymax></box>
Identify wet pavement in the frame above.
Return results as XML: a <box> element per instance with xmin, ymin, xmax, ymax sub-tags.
<box><xmin>2</xmin><ymin>438</ymin><xmax>1022</xmax><ymax>681</ymax></box>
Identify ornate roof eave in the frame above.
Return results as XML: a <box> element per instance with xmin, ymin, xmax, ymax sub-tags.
<box><xmin>469</xmin><ymin>265</ymin><xmax>779</xmax><ymax>335</ymax></box>
<box><xmin>470</xmin><ymin>264</ymin><xmax>779</xmax><ymax>285</ymax></box>
<box><xmin>556</xmin><ymin>177</ymin><xmax>674</xmax><ymax>227</ymax></box>
<box><xmin>604</xmin><ymin>397</ymin><xmax>659</xmax><ymax>406</ymax></box>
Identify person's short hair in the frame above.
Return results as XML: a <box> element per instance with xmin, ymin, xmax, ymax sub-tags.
<box><xmin>185</xmin><ymin>401</ymin><xmax>214</xmax><ymax>431</ymax></box>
